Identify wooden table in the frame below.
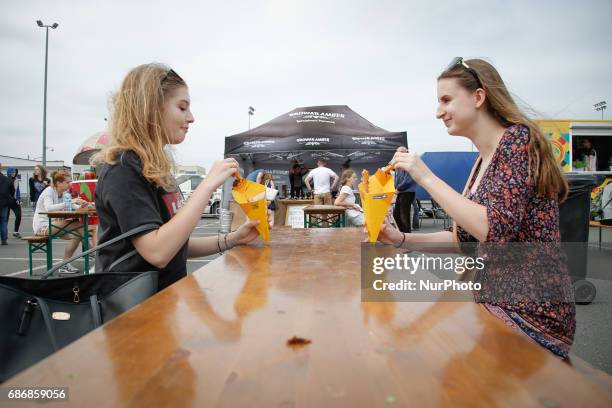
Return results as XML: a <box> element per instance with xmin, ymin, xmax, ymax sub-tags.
<box><xmin>277</xmin><ymin>199</ymin><xmax>314</xmax><ymax>227</ymax></box>
<box><xmin>41</xmin><ymin>209</ymin><xmax>96</xmax><ymax>273</ymax></box>
<box><xmin>4</xmin><ymin>229</ymin><xmax>612</xmax><ymax>407</ymax></box>
<box><xmin>303</xmin><ymin>205</ymin><xmax>346</xmax><ymax>228</ymax></box>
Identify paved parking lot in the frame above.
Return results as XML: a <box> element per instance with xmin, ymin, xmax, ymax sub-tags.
<box><xmin>0</xmin><ymin>209</ymin><xmax>222</xmax><ymax>277</ymax></box>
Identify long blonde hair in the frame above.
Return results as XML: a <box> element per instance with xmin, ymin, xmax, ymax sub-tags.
<box><xmin>91</xmin><ymin>63</ymin><xmax>186</xmax><ymax>190</ymax></box>
<box><xmin>438</xmin><ymin>59</ymin><xmax>568</xmax><ymax>201</ymax></box>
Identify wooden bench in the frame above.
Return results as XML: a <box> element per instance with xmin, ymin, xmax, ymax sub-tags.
<box><xmin>22</xmin><ymin>236</ymin><xmax>50</xmax><ymax>276</ymax></box>
<box><xmin>590</xmin><ymin>221</ymin><xmax>612</xmax><ymax>249</ymax></box>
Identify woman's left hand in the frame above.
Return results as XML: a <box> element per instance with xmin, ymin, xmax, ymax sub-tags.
<box><xmin>73</xmin><ymin>198</ymin><xmax>87</xmax><ymax>207</ymax></box>
<box><xmin>229</xmin><ymin>219</ymin><xmax>272</xmax><ymax>246</ymax></box>
<box><xmin>390</xmin><ymin>151</ymin><xmax>435</xmax><ymax>185</ymax></box>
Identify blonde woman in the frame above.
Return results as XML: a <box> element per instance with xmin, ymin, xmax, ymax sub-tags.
<box><xmin>334</xmin><ymin>169</ymin><xmax>364</xmax><ymax>227</ymax></box>
<box><xmin>92</xmin><ymin>64</ymin><xmax>261</xmax><ymax>291</ymax></box>
<box><xmin>33</xmin><ymin>170</ymin><xmax>88</xmax><ymax>274</ymax></box>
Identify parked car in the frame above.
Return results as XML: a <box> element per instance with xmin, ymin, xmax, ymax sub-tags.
<box><xmin>175</xmin><ymin>173</ymin><xmax>221</xmax><ymax>217</ymax></box>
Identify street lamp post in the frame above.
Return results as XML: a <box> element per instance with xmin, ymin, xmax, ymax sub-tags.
<box><xmin>594</xmin><ymin>101</ymin><xmax>607</xmax><ymax>120</ymax></box>
<box><xmin>248</xmin><ymin>106</ymin><xmax>255</xmax><ymax>129</ymax></box>
<box><xmin>36</xmin><ymin>20</ymin><xmax>59</xmax><ymax>167</ymax></box>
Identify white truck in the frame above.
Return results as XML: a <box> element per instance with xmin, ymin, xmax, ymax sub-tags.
<box><xmin>175</xmin><ymin>174</ymin><xmax>222</xmax><ymax>217</ymax></box>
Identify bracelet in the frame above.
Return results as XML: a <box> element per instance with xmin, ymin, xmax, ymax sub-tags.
<box><xmin>394</xmin><ymin>233</ymin><xmax>406</xmax><ymax>249</ymax></box>
<box><xmin>223</xmin><ymin>233</ymin><xmax>230</xmax><ymax>251</ymax></box>
<box><xmin>217</xmin><ymin>233</ymin><xmax>223</xmax><ymax>254</ymax></box>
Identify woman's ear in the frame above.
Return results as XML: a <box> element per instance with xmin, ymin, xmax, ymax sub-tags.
<box><xmin>474</xmin><ymin>88</ymin><xmax>487</xmax><ymax>109</ymax></box>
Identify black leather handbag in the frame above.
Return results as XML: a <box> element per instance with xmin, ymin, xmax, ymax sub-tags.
<box><xmin>0</xmin><ymin>223</ymin><xmax>160</xmax><ymax>383</ymax></box>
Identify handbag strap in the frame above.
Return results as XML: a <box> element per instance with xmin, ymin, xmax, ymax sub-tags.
<box><xmin>42</xmin><ymin>223</ymin><xmax>159</xmax><ymax>279</ymax></box>
<box><xmin>36</xmin><ymin>297</ymin><xmax>59</xmax><ymax>351</ymax></box>
<box><xmin>90</xmin><ymin>295</ymin><xmax>102</xmax><ymax>328</ymax></box>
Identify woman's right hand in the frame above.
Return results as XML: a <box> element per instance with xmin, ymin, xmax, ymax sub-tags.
<box><xmin>203</xmin><ymin>158</ymin><xmax>240</xmax><ymax>190</ymax></box>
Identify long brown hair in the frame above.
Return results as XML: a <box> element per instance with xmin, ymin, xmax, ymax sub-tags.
<box><xmin>91</xmin><ymin>63</ymin><xmax>186</xmax><ymax>190</ymax></box>
<box><xmin>34</xmin><ymin>165</ymin><xmax>48</xmax><ymax>182</ymax></box>
<box><xmin>260</xmin><ymin>172</ymin><xmax>273</xmax><ymax>185</ymax></box>
<box><xmin>438</xmin><ymin>59</ymin><xmax>568</xmax><ymax>201</ymax></box>
<box><xmin>341</xmin><ymin>169</ymin><xmax>355</xmax><ymax>186</ymax></box>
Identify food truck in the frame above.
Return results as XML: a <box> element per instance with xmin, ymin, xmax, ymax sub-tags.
<box><xmin>538</xmin><ymin>119</ymin><xmax>612</xmax><ymax>215</ymax></box>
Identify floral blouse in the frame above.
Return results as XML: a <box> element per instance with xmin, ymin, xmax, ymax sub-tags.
<box><xmin>455</xmin><ymin>124</ymin><xmax>575</xmax><ymax>357</ymax></box>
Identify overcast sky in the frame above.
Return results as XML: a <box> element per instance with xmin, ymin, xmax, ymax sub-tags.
<box><xmin>1</xmin><ymin>0</ymin><xmax>611</xmax><ymax>171</ymax></box>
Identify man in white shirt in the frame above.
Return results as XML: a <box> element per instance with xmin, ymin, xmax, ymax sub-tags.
<box><xmin>305</xmin><ymin>159</ymin><xmax>339</xmax><ymax>205</ymax></box>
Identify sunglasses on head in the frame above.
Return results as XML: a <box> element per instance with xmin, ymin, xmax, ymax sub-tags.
<box><xmin>445</xmin><ymin>57</ymin><xmax>483</xmax><ymax>88</ymax></box>
<box><xmin>162</xmin><ymin>68</ymin><xmax>183</xmax><ymax>83</ymax></box>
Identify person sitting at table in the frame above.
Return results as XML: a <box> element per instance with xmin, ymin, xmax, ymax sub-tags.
<box><xmin>33</xmin><ymin>170</ymin><xmax>88</xmax><ymax>274</ymax></box>
<box><xmin>91</xmin><ymin>63</ymin><xmax>264</xmax><ymax>291</ymax></box>
<box><xmin>260</xmin><ymin>172</ymin><xmax>276</xmax><ymax>228</ymax></box>
<box><xmin>377</xmin><ymin>58</ymin><xmax>575</xmax><ymax>358</ymax></box>
<box><xmin>334</xmin><ymin>169</ymin><xmax>364</xmax><ymax>227</ymax></box>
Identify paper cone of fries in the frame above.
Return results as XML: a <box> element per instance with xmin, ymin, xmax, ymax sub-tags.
<box><xmin>358</xmin><ymin>167</ymin><xmax>395</xmax><ymax>242</ymax></box>
<box><xmin>232</xmin><ymin>175</ymin><xmax>270</xmax><ymax>241</ymax></box>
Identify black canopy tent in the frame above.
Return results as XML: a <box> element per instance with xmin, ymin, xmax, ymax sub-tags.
<box><xmin>224</xmin><ymin>105</ymin><xmax>407</xmax><ymax>194</ymax></box>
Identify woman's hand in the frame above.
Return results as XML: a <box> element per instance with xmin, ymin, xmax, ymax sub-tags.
<box><xmin>203</xmin><ymin>158</ymin><xmax>240</xmax><ymax>191</ymax></box>
<box><xmin>73</xmin><ymin>198</ymin><xmax>87</xmax><ymax>207</ymax></box>
<box><xmin>390</xmin><ymin>151</ymin><xmax>435</xmax><ymax>186</ymax></box>
<box><xmin>229</xmin><ymin>219</ymin><xmax>269</xmax><ymax>246</ymax></box>
<box><xmin>375</xmin><ymin>223</ymin><xmax>405</xmax><ymax>247</ymax></box>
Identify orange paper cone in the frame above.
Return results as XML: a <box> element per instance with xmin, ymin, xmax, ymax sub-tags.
<box><xmin>358</xmin><ymin>167</ymin><xmax>395</xmax><ymax>242</ymax></box>
<box><xmin>232</xmin><ymin>175</ymin><xmax>270</xmax><ymax>241</ymax></box>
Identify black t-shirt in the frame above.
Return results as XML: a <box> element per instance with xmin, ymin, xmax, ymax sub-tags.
<box><xmin>94</xmin><ymin>151</ymin><xmax>188</xmax><ymax>291</ymax></box>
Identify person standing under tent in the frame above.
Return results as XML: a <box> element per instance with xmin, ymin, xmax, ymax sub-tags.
<box><xmin>393</xmin><ymin>147</ymin><xmax>417</xmax><ymax>233</ymax></box>
<box><xmin>305</xmin><ymin>158</ymin><xmax>339</xmax><ymax>205</ymax></box>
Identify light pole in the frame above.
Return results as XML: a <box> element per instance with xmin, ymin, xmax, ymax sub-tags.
<box><xmin>36</xmin><ymin>20</ymin><xmax>59</xmax><ymax>167</ymax></box>
<box><xmin>594</xmin><ymin>101</ymin><xmax>607</xmax><ymax>120</ymax></box>
<box><xmin>248</xmin><ymin>106</ymin><xmax>255</xmax><ymax>129</ymax></box>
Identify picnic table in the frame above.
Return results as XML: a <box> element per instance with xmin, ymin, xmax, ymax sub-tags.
<box><xmin>40</xmin><ymin>209</ymin><xmax>96</xmax><ymax>273</ymax></box>
<box><xmin>4</xmin><ymin>228</ymin><xmax>612</xmax><ymax>406</ymax></box>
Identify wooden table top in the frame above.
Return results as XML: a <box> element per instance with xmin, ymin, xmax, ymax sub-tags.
<box><xmin>41</xmin><ymin>209</ymin><xmax>96</xmax><ymax>218</ymax></box>
<box><xmin>277</xmin><ymin>199</ymin><xmax>314</xmax><ymax>205</ymax></box>
<box><xmin>590</xmin><ymin>220</ymin><xmax>612</xmax><ymax>228</ymax></box>
<box><xmin>5</xmin><ymin>228</ymin><xmax>611</xmax><ymax>407</ymax></box>
<box><xmin>303</xmin><ymin>205</ymin><xmax>346</xmax><ymax>215</ymax></box>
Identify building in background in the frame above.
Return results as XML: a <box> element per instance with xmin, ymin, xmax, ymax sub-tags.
<box><xmin>0</xmin><ymin>154</ymin><xmax>70</xmax><ymax>203</ymax></box>
<box><xmin>175</xmin><ymin>165</ymin><xmax>206</xmax><ymax>176</ymax></box>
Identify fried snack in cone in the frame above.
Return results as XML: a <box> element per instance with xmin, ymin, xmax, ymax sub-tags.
<box><xmin>231</xmin><ymin>173</ymin><xmax>270</xmax><ymax>241</ymax></box>
<box><xmin>358</xmin><ymin>166</ymin><xmax>395</xmax><ymax>242</ymax></box>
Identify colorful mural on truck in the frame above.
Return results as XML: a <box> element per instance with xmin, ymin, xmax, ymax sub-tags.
<box><xmin>537</xmin><ymin>120</ymin><xmax>571</xmax><ymax>172</ymax></box>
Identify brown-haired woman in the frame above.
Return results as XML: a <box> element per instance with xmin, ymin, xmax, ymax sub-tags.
<box><xmin>33</xmin><ymin>170</ymin><xmax>88</xmax><ymax>273</ymax></box>
<box><xmin>29</xmin><ymin>164</ymin><xmax>50</xmax><ymax>209</ymax></box>
<box><xmin>334</xmin><ymin>169</ymin><xmax>364</xmax><ymax>226</ymax></box>
<box><xmin>378</xmin><ymin>58</ymin><xmax>574</xmax><ymax>357</ymax></box>
<box><xmin>92</xmin><ymin>63</ymin><xmax>262</xmax><ymax>291</ymax></box>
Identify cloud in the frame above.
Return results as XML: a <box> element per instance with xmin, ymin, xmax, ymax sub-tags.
<box><xmin>1</xmin><ymin>0</ymin><xmax>610</xmax><ymax>169</ymax></box>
